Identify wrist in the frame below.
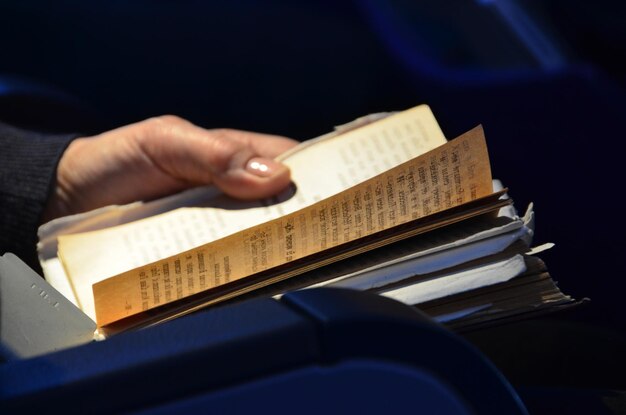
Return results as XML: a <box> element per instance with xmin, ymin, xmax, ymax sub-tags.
<box><xmin>42</xmin><ymin>137</ymin><xmax>88</xmax><ymax>223</ymax></box>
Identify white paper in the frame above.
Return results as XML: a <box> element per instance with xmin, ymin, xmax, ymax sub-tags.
<box><xmin>380</xmin><ymin>254</ymin><xmax>527</xmax><ymax>305</ymax></box>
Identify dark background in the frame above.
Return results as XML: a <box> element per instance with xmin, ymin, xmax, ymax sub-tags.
<box><xmin>1</xmin><ymin>0</ymin><xmax>625</xmax><ymax>402</ymax></box>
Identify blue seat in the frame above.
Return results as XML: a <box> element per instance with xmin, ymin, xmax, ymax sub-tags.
<box><xmin>0</xmin><ymin>288</ymin><xmax>527</xmax><ymax>414</ymax></box>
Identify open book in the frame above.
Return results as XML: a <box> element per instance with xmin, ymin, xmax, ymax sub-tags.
<box><xmin>38</xmin><ymin>105</ymin><xmax>576</xmax><ymax>336</ymax></box>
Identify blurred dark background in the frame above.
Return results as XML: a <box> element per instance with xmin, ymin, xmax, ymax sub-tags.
<box><xmin>1</xmin><ymin>0</ymin><xmax>625</xmax><ymax>400</ymax></box>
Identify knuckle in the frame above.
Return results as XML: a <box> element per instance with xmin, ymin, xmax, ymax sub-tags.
<box><xmin>210</xmin><ymin>128</ymin><xmax>237</xmax><ymax>139</ymax></box>
<box><xmin>209</xmin><ymin>128</ymin><xmax>250</xmax><ymax>147</ymax></box>
<box><xmin>146</xmin><ymin>114</ymin><xmax>187</xmax><ymax>130</ymax></box>
<box><xmin>207</xmin><ymin>129</ymin><xmax>249</xmax><ymax>172</ymax></box>
<box><xmin>155</xmin><ymin>114</ymin><xmax>185</xmax><ymax>125</ymax></box>
<box><xmin>141</xmin><ymin>115</ymin><xmax>189</xmax><ymax>138</ymax></box>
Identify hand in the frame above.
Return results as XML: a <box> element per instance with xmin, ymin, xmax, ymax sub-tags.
<box><xmin>43</xmin><ymin>115</ymin><xmax>298</xmax><ymax>221</ymax></box>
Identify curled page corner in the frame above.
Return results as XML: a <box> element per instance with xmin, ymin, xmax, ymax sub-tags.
<box><xmin>527</xmin><ymin>243</ymin><xmax>555</xmax><ymax>255</ymax></box>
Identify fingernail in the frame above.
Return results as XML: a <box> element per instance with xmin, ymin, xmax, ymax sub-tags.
<box><xmin>245</xmin><ymin>157</ymin><xmax>284</xmax><ymax>178</ymax></box>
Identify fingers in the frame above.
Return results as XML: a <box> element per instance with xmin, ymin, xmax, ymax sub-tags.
<box><xmin>44</xmin><ymin>116</ymin><xmax>300</xmax><ymax>221</ymax></box>
<box><xmin>239</xmin><ymin>130</ymin><xmax>299</xmax><ymax>159</ymax></box>
<box><xmin>202</xmin><ymin>126</ymin><xmax>297</xmax><ymax>159</ymax></box>
<box><xmin>136</xmin><ymin>116</ymin><xmax>299</xmax><ymax>200</ymax></box>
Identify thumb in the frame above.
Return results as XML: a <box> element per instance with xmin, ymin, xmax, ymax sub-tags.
<box><xmin>211</xmin><ymin>154</ymin><xmax>293</xmax><ymax>200</ymax></box>
<box><xmin>139</xmin><ymin>119</ymin><xmax>296</xmax><ymax>200</ymax></box>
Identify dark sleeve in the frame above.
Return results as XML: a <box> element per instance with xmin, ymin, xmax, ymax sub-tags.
<box><xmin>0</xmin><ymin>121</ymin><xmax>78</xmax><ymax>273</ymax></box>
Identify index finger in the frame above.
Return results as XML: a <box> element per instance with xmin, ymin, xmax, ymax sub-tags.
<box><xmin>210</xmin><ymin>129</ymin><xmax>299</xmax><ymax>159</ymax></box>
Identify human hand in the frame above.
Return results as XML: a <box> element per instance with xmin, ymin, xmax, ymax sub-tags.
<box><xmin>43</xmin><ymin>115</ymin><xmax>298</xmax><ymax>221</ymax></box>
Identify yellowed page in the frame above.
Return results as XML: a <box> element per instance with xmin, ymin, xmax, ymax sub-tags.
<box><xmin>58</xmin><ymin>105</ymin><xmax>447</xmax><ymax>321</ymax></box>
<box><xmin>94</xmin><ymin>126</ymin><xmax>493</xmax><ymax>327</ymax></box>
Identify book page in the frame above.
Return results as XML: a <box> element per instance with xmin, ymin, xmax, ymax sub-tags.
<box><xmin>322</xmin><ymin>222</ymin><xmax>530</xmax><ymax>291</ymax></box>
<box><xmin>93</xmin><ymin>126</ymin><xmax>494</xmax><ymax>327</ymax></box>
<box><xmin>57</xmin><ymin>105</ymin><xmax>447</xmax><ymax>320</ymax></box>
<box><xmin>380</xmin><ymin>254</ymin><xmax>527</xmax><ymax>305</ymax></box>
<box><xmin>38</xmin><ymin>111</ymin><xmax>395</xmax><ymax>253</ymax></box>
<box><xmin>313</xmin><ymin>200</ymin><xmax>533</xmax><ymax>291</ymax></box>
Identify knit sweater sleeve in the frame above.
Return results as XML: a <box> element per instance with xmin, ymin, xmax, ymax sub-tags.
<box><xmin>0</xmin><ymin>121</ymin><xmax>78</xmax><ymax>273</ymax></box>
